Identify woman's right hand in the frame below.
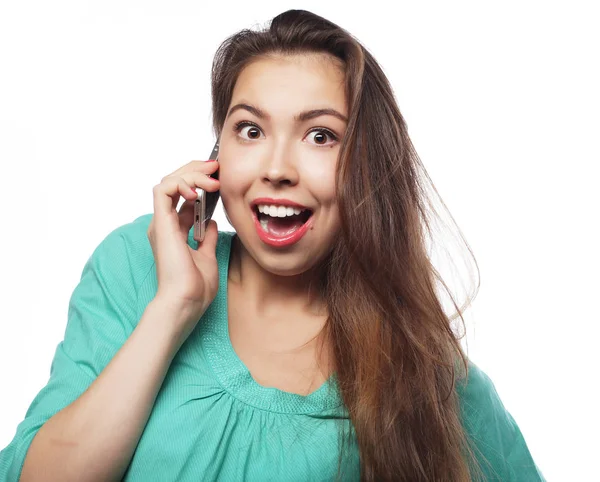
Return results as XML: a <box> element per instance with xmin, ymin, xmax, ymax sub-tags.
<box><xmin>147</xmin><ymin>159</ymin><xmax>221</xmax><ymax>338</ymax></box>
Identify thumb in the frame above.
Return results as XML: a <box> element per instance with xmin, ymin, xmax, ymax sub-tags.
<box><xmin>196</xmin><ymin>219</ymin><xmax>218</xmax><ymax>255</ymax></box>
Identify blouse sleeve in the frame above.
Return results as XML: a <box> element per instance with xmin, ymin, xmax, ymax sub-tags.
<box><xmin>459</xmin><ymin>361</ymin><xmax>547</xmax><ymax>482</ymax></box>
<box><xmin>0</xmin><ymin>222</ymin><xmax>148</xmax><ymax>482</ymax></box>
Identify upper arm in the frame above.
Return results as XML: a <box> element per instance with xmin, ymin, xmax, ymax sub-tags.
<box><xmin>0</xmin><ymin>216</ymin><xmax>153</xmax><ymax>481</ymax></box>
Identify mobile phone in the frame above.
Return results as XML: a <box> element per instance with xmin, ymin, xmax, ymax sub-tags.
<box><xmin>193</xmin><ymin>139</ymin><xmax>220</xmax><ymax>243</ymax></box>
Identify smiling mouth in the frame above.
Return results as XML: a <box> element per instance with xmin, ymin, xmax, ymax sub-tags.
<box><xmin>253</xmin><ymin>205</ymin><xmax>313</xmax><ymax>236</ymax></box>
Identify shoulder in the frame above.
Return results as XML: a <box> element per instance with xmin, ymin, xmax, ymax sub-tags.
<box><xmin>84</xmin><ymin>213</ymin><xmax>156</xmax><ymax>290</ymax></box>
<box><xmin>89</xmin><ymin>213</ymin><xmax>236</xmax><ymax>285</ymax></box>
<box><xmin>100</xmin><ymin>213</ymin><xmax>236</xmax><ymax>245</ymax></box>
<box><xmin>456</xmin><ymin>360</ymin><xmax>546</xmax><ymax>481</ymax></box>
<box><xmin>92</xmin><ymin>212</ymin><xmax>153</xmax><ymax>257</ymax></box>
<box><xmin>456</xmin><ymin>360</ymin><xmax>501</xmax><ymax>424</ymax></box>
<box><xmin>455</xmin><ymin>359</ymin><xmax>517</xmax><ymax>436</ymax></box>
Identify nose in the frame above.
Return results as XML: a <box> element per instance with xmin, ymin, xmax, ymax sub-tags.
<box><xmin>261</xmin><ymin>143</ymin><xmax>299</xmax><ymax>186</ymax></box>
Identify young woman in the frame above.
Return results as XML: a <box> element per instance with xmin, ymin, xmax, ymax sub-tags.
<box><xmin>0</xmin><ymin>9</ymin><xmax>545</xmax><ymax>482</ymax></box>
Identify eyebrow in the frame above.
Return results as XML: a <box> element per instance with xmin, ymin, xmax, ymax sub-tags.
<box><xmin>227</xmin><ymin>102</ymin><xmax>348</xmax><ymax>124</ymax></box>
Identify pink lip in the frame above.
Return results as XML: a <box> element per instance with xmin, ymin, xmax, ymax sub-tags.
<box><xmin>251</xmin><ymin>205</ymin><xmax>314</xmax><ymax>248</ymax></box>
<box><xmin>251</xmin><ymin>197</ymin><xmax>311</xmax><ymax>210</ymax></box>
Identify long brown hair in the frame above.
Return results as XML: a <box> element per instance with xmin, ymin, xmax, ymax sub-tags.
<box><xmin>209</xmin><ymin>9</ymin><xmax>487</xmax><ymax>481</ymax></box>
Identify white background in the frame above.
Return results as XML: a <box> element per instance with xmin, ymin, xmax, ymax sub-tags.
<box><xmin>1</xmin><ymin>1</ymin><xmax>598</xmax><ymax>480</ymax></box>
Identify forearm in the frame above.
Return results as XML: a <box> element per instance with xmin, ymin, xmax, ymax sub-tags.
<box><xmin>20</xmin><ymin>298</ymin><xmax>193</xmax><ymax>482</ymax></box>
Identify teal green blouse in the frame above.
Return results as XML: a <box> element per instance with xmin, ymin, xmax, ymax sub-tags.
<box><xmin>0</xmin><ymin>213</ymin><xmax>546</xmax><ymax>481</ymax></box>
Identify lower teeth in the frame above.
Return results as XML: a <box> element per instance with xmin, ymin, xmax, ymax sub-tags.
<box><xmin>258</xmin><ymin>214</ymin><xmax>308</xmax><ymax>236</ymax></box>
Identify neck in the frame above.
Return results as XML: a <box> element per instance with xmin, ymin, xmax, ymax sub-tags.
<box><xmin>228</xmin><ymin>234</ymin><xmax>327</xmax><ymax>318</ymax></box>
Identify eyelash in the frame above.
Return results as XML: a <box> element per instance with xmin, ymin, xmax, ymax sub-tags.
<box><xmin>232</xmin><ymin>120</ymin><xmax>339</xmax><ymax>146</ymax></box>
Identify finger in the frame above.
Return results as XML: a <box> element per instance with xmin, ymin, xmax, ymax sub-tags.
<box><xmin>153</xmin><ymin>173</ymin><xmax>218</xmax><ymax>221</ymax></box>
<box><xmin>153</xmin><ymin>177</ymin><xmax>198</xmax><ymax>221</ymax></box>
<box><xmin>179</xmin><ymin>171</ymin><xmax>220</xmax><ymax>194</ymax></box>
<box><xmin>177</xmin><ymin>198</ymin><xmax>196</xmax><ymax>237</ymax></box>
<box><xmin>194</xmin><ymin>219</ymin><xmax>218</xmax><ymax>255</ymax></box>
<box><xmin>164</xmin><ymin>160</ymin><xmax>219</xmax><ymax>178</ymax></box>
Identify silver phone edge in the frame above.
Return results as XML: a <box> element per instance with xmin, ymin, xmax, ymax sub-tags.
<box><xmin>193</xmin><ymin>139</ymin><xmax>220</xmax><ymax>244</ymax></box>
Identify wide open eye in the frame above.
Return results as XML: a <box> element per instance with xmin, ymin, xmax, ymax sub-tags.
<box><xmin>306</xmin><ymin>128</ymin><xmax>338</xmax><ymax>147</ymax></box>
<box><xmin>233</xmin><ymin>121</ymin><xmax>264</xmax><ymax>142</ymax></box>
<box><xmin>233</xmin><ymin>121</ymin><xmax>339</xmax><ymax>147</ymax></box>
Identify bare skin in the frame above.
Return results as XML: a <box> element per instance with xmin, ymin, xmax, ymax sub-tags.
<box><xmin>217</xmin><ymin>53</ymin><xmax>347</xmax><ymax>394</ymax></box>
<box><xmin>227</xmin><ymin>235</ymin><xmax>333</xmax><ymax>396</ymax></box>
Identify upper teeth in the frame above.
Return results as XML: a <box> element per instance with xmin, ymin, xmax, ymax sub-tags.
<box><xmin>257</xmin><ymin>204</ymin><xmax>308</xmax><ymax>217</ymax></box>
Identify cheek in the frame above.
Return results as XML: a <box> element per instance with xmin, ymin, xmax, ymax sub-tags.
<box><xmin>304</xmin><ymin>168</ymin><xmax>337</xmax><ymax>204</ymax></box>
<box><xmin>218</xmin><ymin>163</ymin><xmax>251</xmax><ymax>195</ymax></box>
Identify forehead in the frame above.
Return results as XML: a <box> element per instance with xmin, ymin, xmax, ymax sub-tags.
<box><xmin>230</xmin><ymin>54</ymin><xmax>347</xmax><ymax>116</ymax></box>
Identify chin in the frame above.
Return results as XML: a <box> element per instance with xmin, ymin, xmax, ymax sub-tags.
<box><xmin>254</xmin><ymin>252</ymin><xmax>321</xmax><ymax>277</ymax></box>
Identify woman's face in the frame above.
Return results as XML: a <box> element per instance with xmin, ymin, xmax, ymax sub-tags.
<box><xmin>218</xmin><ymin>54</ymin><xmax>348</xmax><ymax>277</ymax></box>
